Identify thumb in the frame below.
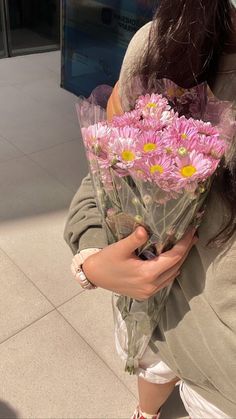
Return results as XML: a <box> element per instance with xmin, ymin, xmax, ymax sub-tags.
<box><xmin>118</xmin><ymin>226</ymin><xmax>149</xmax><ymax>257</ymax></box>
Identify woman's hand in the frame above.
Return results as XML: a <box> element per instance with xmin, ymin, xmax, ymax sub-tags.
<box><xmin>79</xmin><ymin>227</ymin><xmax>198</xmax><ymax>300</ymax></box>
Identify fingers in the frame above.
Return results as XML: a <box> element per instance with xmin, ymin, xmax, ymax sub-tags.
<box><xmin>179</xmin><ymin>235</ymin><xmax>198</xmax><ymax>265</ymax></box>
<box><xmin>153</xmin><ymin>261</ymin><xmax>181</xmax><ymax>286</ymax></box>
<box><xmin>117</xmin><ymin>226</ymin><xmax>149</xmax><ymax>257</ymax></box>
<box><xmin>148</xmin><ymin>228</ymin><xmax>197</xmax><ymax>275</ymax></box>
<box><xmin>170</xmin><ymin>228</ymin><xmax>197</xmax><ymax>260</ymax></box>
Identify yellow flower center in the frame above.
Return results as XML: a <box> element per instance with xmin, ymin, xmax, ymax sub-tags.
<box><xmin>180</xmin><ymin>165</ymin><xmax>197</xmax><ymax>178</ymax></box>
<box><xmin>143</xmin><ymin>143</ymin><xmax>157</xmax><ymax>153</ymax></box>
<box><xmin>150</xmin><ymin>164</ymin><xmax>164</xmax><ymax>174</ymax></box>
<box><xmin>181</xmin><ymin>133</ymin><xmax>188</xmax><ymax>140</ymax></box>
<box><xmin>121</xmin><ymin>150</ymin><xmax>136</xmax><ymax>162</ymax></box>
<box><xmin>146</xmin><ymin>102</ymin><xmax>157</xmax><ymax>109</ymax></box>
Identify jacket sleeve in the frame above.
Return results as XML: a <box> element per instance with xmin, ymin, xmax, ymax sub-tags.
<box><xmin>63</xmin><ymin>173</ymin><xmax>108</xmax><ymax>255</ymax></box>
<box><xmin>63</xmin><ymin>61</ymin><xmax>124</xmax><ymax>256</ymax></box>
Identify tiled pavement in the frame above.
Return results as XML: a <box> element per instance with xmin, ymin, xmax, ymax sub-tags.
<box><xmin>0</xmin><ymin>52</ymin><xmax>187</xmax><ymax>419</ymax></box>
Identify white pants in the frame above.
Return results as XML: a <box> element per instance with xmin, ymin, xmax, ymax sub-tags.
<box><xmin>116</xmin><ymin>334</ymin><xmax>230</xmax><ymax>418</ymax></box>
<box><xmin>138</xmin><ymin>344</ymin><xmax>230</xmax><ymax>419</ymax></box>
<box><xmin>179</xmin><ymin>381</ymin><xmax>230</xmax><ymax>419</ymax></box>
<box><xmin>113</xmin><ymin>297</ymin><xmax>230</xmax><ymax>418</ymax></box>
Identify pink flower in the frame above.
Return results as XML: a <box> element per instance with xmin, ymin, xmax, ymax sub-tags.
<box><xmin>138</xmin><ymin>131</ymin><xmax>163</xmax><ymax>155</ymax></box>
<box><xmin>198</xmin><ymin>136</ymin><xmax>226</xmax><ymax>159</ymax></box>
<box><xmin>161</xmin><ymin>130</ymin><xmax>196</xmax><ymax>157</ymax></box>
<box><xmin>136</xmin><ymin>117</ymin><xmax>164</xmax><ymax>132</ymax></box>
<box><xmin>111</xmin><ymin>110</ymin><xmax>141</xmax><ymax>128</ymax></box>
<box><xmin>160</xmin><ymin>109</ymin><xmax>176</xmax><ymax>126</ymax></box>
<box><xmin>192</xmin><ymin>119</ymin><xmax>219</xmax><ymax>137</ymax></box>
<box><xmin>190</xmin><ymin>119</ymin><xmax>226</xmax><ymax>158</ymax></box>
<box><xmin>173</xmin><ymin>150</ymin><xmax>219</xmax><ymax>191</ymax></box>
<box><xmin>135</xmin><ymin>154</ymin><xmax>173</xmax><ymax>187</ymax></box>
<box><xmin>166</xmin><ymin>116</ymin><xmax>199</xmax><ymax>145</ymax></box>
<box><xmin>128</xmin><ymin>162</ymin><xmax>149</xmax><ymax>182</ymax></box>
<box><xmin>135</xmin><ymin>93</ymin><xmax>170</xmax><ymax>118</ymax></box>
<box><xmin>82</xmin><ymin>123</ymin><xmax>110</xmax><ymax>150</ymax></box>
<box><xmin>110</xmin><ymin>126</ymin><xmax>141</xmax><ymax>168</ymax></box>
<box><xmin>82</xmin><ymin>123</ymin><xmax>113</xmax><ymax>167</ymax></box>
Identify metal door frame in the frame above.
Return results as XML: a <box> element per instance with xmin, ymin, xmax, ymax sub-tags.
<box><xmin>0</xmin><ymin>0</ymin><xmax>9</xmax><ymax>56</ymax></box>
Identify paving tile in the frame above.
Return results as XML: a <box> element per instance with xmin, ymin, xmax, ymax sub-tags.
<box><xmin>0</xmin><ymin>54</ymin><xmax>79</xmax><ymax>154</ymax></box>
<box><xmin>58</xmin><ymin>291</ymin><xmax>188</xmax><ymax>417</ymax></box>
<box><xmin>0</xmin><ymin>84</ymin><xmax>43</xmax><ymax>120</ymax></box>
<box><xmin>29</xmin><ymin>139</ymin><xmax>88</xmax><ymax>193</ymax></box>
<box><xmin>0</xmin><ymin>55</ymin><xmax>56</xmax><ymax>85</ymax></box>
<box><xmin>0</xmin><ymin>249</ymin><xmax>53</xmax><ymax>343</ymax></box>
<box><xmin>15</xmin><ymin>77</ymin><xmax>77</xmax><ymax>122</ymax></box>
<box><xmin>3</xmin><ymin>114</ymin><xmax>78</xmax><ymax>153</ymax></box>
<box><xmin>58</xmin><ymin>288</ymin><xmax>137</xmax><ymax>396</ymax></box>
<box><xmin>19</xmin><ymin>51</ymin><xmax>61</xmax><ymax>75</ymax></box>
<box><xmin>0</xmin><ymin>311</ymin><xmax>137</xmax><ymax>418</ymax></box>
<box><xmin>0</xmin><ymin>156</ymin><xmax>73</xmax><ymax>221</ymax></box>
<box><xmin>0</xmin><ymin>210</ymin><xmax>81</xmax><ymax>307</ymax></box>
<box><xmin>0</xmin><ymin>85</ymin><xmax>79</xmax><ymax>153</ymax></box>
<box><xmin>0</xmin><ymin>135</ymin><xmax>24</xmax><ymax>163</ymax></box>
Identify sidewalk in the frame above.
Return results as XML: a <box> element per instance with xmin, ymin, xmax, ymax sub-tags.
<box><xmin>0</xmin><ymin>52</ymin><xmax>187</xmax><ymax>419</ymax></box>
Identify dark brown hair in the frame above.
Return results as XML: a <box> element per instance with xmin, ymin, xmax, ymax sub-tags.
<box><xmin>138</xmin><ymin>0</ymin><xmax>236</xmax><ymax>246</ymax></box>
<box><xmin>140</xmin><ymin>0</ymin><xmax>233</xmax><ymax>88</ymax></box>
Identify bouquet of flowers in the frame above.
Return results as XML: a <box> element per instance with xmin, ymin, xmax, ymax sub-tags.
<box><xmin>76</xmin><ymin>80</ymin><xmax>235</xmax><ymax>373</ymax></box>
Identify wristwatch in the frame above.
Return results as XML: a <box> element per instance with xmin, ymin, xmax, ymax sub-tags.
<box><xmin>72</xmin><ymin>248</ymin><xmax>101</xmax><ymax>290</ymax></box>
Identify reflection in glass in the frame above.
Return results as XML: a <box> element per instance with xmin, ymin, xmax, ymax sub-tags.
<box><xmin>8</xmin><ymin>0</ymin><xmax>60</xmax><ymax>54</ymax></box>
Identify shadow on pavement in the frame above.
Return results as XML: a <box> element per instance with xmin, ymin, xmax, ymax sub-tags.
<box><xmin>160</xmin><ymin>386</ymin><xmax>188</xmax><ymax>419</ymax></box>
<box><xmin>0</xmin><ymin>400</ymin><xmax>20</xmax><ymax>419</ymax></box>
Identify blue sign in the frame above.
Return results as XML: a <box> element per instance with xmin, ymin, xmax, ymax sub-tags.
<box><xmin>61</xmin><ymin>0</ymin><xmax>155</xmax><ymax>97</ymax></box>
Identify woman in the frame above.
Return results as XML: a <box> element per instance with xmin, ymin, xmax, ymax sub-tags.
<box><xmin>64</xmin><ymin>1</ymin><xmax>236</xmax><ymax>417</ymax></box>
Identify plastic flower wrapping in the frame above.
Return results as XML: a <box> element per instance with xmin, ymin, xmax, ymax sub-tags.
<box><xmin>76</xmin><ymin>80</ymin><xmax>236</xmax><ymax>374</ymax></box>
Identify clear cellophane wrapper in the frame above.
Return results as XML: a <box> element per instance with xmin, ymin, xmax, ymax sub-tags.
<box><xmin>76</xmin><ymin>80</ymin><xmax>236</xmax><ymax>373</ymax></box>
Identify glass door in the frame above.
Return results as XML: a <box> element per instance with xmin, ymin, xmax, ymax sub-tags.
<box><xmin>4</xmin><ymin>0</ymin><xmax>60</xmax><ymax>56</ymax></box>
